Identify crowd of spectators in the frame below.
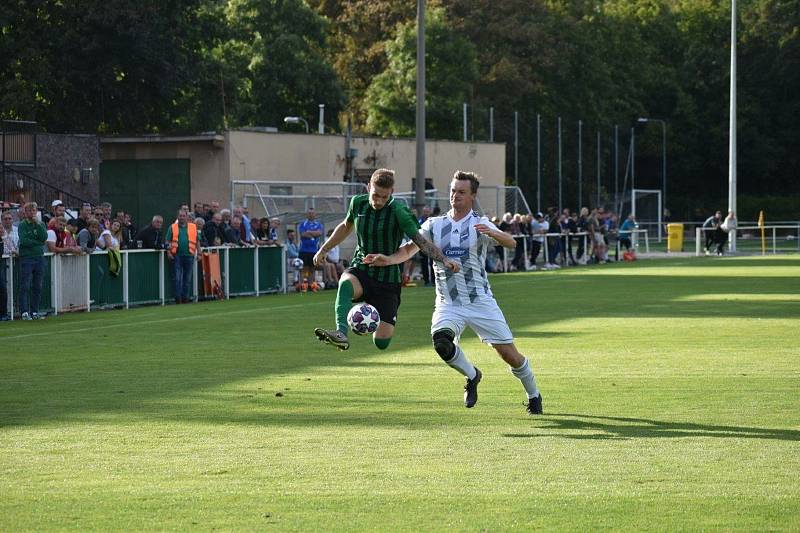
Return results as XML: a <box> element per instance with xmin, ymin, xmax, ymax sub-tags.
<box><xmin>0</xmin><ymin>196</ymin><xmax>744</xmax><ymax>319</ymax></box>
<box><xmin>478</xmin><ymin>206</ymin><xmax>633</xmax><ymax>273</ymax></box>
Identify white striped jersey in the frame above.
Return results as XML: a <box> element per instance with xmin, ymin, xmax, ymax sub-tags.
<box><xmin>420</xmin><ymin>210</ymin><xmax>497</xmax><ymax>306</ymax></box>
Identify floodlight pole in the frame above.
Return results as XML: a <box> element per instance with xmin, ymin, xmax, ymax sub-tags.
<box><xmin>728</xmin><ymin>0</ymin><xmax>738</xmax><ymax>251</ymax></box>
<box><xmin>536</xmin><ymin>113</ymin><xmax>541</xmax><ymax>212</ymax></box>
<box><xmin>597</xmin><ymin>130</ymin><xmax>601</xmax><ymax>207</ymax></box>
<box><xmin>489</xmin><ymin>107</ymin><xmax>494</xmax><ymax>142</ymax></box>
<box><xmin>414</xmin><ymin>0</ymin><xmax>426</xmax><ymax>213</ymax></box>
<box><xmin>514</xmin><ymin>111</ymin><xmax>519</xmax><ymax>187</ymax></box>
<box><xmin>558</xmin><ymin>117</ymin><xmax>562</xmax><ymax>212</ymax></box>
<box><xmin>614</xmin><ymin>125</ymin><xmax>619</xmax><ymax>205</ymax></box>
<box><xmin>578</xmin><ymin>120</ymin><xmax>582</xmax><ymax>210</ymax></box>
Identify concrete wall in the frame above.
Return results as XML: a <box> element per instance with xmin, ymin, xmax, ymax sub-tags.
<box><xmin>226</xmin><ymin>130</ymin><xmax>506</xmax><ymax>194</ymax></box>
<box><xmin>100</xmin><ymin>136</ymin><xmax>228</xmax><ymax>204</ymax></box>
<box><xmin>101</xmin><ymin>131</ymin><xmax>506</xmax><ymax>206</ymax></box>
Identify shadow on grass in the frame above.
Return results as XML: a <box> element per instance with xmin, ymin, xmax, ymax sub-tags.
<box><xmin>1</xmin><ymin>258</ymin><xmax>798</xmax><ymax>427</ymax></box>
<box><xmin>504</xmin><ymin>413</ymin><xmax>800</xmax><ymax>441</ymax></box>
<box><xmin>512</xmin><ymin>331</ymin><xmax>584</xmax><ymax>339</ymax></box>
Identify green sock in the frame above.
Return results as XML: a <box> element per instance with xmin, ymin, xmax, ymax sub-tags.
<box><xmin>373</xmin><ymin>337</ymin><xmax>392</xmax><ymax>350</ymax></box>
<box><xmin>335</xmin><ymin>280</ymin><xmax>354</xmax><ymax>334</ymax></box>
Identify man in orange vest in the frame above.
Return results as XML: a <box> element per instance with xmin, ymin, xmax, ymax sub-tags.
<box><xmin>166</xmin><ymin>209</ymin><xmax>200</xmax><ymax>304</ymax></box>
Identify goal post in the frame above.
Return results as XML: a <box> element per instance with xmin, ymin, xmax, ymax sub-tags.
<box><xmin>631</xmin><ymin>188</ymin><xmax>662</xmax><ymax>242</ymax></box>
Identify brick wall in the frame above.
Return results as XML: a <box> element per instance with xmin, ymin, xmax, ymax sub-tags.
<box><xmin>33</xmin><ymin>134</ymin><xmax>100</xmax><ymax>204</ymax></box>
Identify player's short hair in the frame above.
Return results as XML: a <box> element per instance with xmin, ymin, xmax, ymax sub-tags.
<box><xmin>453</xmin><ymin>170</ymin><xmax>480</xmax><ymax>194</ymax></box>
<box><xmin>370</xmin><ymin>168</ymin><xmax>395</xmax><ymax>189</ymax></box>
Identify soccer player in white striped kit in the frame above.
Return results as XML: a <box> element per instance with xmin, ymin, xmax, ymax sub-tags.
<box><xmin>365</xmin><ymin>171</ymin><xmax>543</xmax><ymax>414</ymax></box>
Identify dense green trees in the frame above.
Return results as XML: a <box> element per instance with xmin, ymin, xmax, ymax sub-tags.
<box><xmin>364</xmin><ymin>7</ymin><xmax>478</xmax><ymax>139</ymax></box>
<box><xmin>1</xmin><ymin>0</ymin><xmax>796</xmax><ymax>216</ymax></box>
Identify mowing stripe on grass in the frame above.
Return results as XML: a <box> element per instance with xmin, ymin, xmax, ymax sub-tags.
<box><xmin>0</xmin><ymin>300</ymin><xmax>329</xmax><ymax>341</ymax></box>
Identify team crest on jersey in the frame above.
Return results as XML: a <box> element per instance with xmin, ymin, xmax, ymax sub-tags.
<box><xmin>444</xmin><ymin>246</ymin><xmax>468</xmax><ymax>258</ymax></box>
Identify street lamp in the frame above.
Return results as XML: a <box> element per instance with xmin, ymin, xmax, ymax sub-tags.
<box><xmin>637</xmin><ymin>117</ymin><xmax>667</xmax><ymax>211</ymax></box>
<box><xmin>283</xmin><ymin>116</ymin><xmax>309</xmax><ymax>133</ymax></box>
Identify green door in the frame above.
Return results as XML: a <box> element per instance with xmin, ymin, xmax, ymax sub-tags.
<box><xmin>100</xmin><ymin>159</ymin><xmax>190</xmax><ymax>229</ymax></box>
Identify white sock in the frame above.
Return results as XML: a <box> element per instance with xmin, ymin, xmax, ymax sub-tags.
<box><xmin>510</xmin><ymin>357</ymin><xmax>539</xmax><ymax>399</ymax></box>
<box><xmin>447</xmin><ymin>346</ymin><xmax>477</xmax><ymax>380</ymax></box>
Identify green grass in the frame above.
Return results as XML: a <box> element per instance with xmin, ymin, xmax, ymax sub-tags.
<box><xmin>2</xmin><ymin>255</ymin><xmax>799</xmax><ymax>531</ymax></box>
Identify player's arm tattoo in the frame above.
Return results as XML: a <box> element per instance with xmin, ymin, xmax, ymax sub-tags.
<box><xmin>410</xmin><ymin>233</ymin><xmax>447</xmax><ymax>264</ymax></box>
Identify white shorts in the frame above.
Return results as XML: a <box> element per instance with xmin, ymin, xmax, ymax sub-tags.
<box><xmin>431</xmin><ymin>298</ymin><xmax>514</xmax><ymax>345</ymax></box>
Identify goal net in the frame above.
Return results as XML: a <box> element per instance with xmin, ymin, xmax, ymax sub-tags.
<box><xmin>619</xmin><ymin>188</ymin><xmax>662</xmax><ymax>242</ymax></box>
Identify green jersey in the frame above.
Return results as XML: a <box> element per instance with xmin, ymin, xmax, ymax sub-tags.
<box><xmin>346</xmin><ymin>194</ymin><xmax>420</xmax><ymax>283</ymax></box>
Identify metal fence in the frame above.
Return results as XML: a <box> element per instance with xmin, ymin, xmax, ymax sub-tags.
<box><xmin>2</xmin><ymin>246</ymin><xmax>286</xmax><ymax>320</ymax></box>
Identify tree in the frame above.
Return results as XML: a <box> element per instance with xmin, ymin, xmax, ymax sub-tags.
<box><xmin>308</xmin><ymin>0</ymin><xmax>423</xmax><ymax>128</ymax></box>
<box><xmin>221</xmin><ymin>0</ymin><xmax>344</xmax><ymax>131</ymax></box>
<box><xmin>0</xmin><ymin>0</ymin><xmax>211</xmax><ymax>133</ymax></box>
<box><xmin>363</xmin><ymin>7</ymin><xmax>479</xmax><ymax>139</ymax></box>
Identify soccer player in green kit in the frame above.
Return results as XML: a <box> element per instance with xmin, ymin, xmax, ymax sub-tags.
<box><xmin>314</xmin><ymin>168</ymin><xmax>459</xmax><ymax>351</ymax></box>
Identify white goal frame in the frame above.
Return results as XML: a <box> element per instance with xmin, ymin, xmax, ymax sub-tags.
<box><xmin>631</xmin><ymin>188</ymin><xmax>663</xmax><ymax>242</ymax></box>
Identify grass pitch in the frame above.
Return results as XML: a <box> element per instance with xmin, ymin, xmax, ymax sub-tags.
<box><xmin>1</xmin><ymin>255</ymin><xmax>799</xmax><ymax>530</ymax></box>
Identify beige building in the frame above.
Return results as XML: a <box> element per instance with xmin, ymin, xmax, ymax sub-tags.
<box><xmin>101</xmin><ymin>130</ymin><xmax>506</xmax><ymax>222</ymax></box>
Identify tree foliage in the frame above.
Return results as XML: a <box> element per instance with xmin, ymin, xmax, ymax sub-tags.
<box><xmin>1</xmin><ymin>0</ymin><xmax>797</xmax><ymax>213</ymax></box>
<box><xmin>363</xmin><ymin>7</ymin><xmax>478</xmax><ymax>139</ymax></box>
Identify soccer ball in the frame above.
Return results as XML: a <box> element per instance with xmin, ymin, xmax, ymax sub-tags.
<box><xmin>347</xmin><ymin>303</ymin><xmax>380</xmax><ymax>336</ymax></box>
<box><xmin>292</xmin><ymin>258</ymin><xmax>304</xmax><ymax>269</ymax></box>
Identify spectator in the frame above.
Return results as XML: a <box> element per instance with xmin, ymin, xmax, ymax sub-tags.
<box><xmin>587</xmin><ymin>209</ymin><xmax>608</xmax><ymax>263</ymax></box>
<box><xmin>134</xmin><ymin>215</ymin><xmax>165</xmax><ymax>250</ymax></box>
<box><xmin>618</xmin><ymin>214</ymin><xmax>637</xmax><ymax>253</ymax></box>
<box><xmin>76</xmin><ymin>203</ymin><xmax>92</xmax><ymax>232</ymax></box>
<box><xmin>77</xmin><ymin>218</ymin><xmax>101</xmax><ymax>254</ymax></box>
<box><xmin>322</xmin><ymin>228</ymin><xmax>342</xmax><ymax>288</ymax></box>
<box><xmin>166</xmin><ymin>210</ymin><xmax>200</xmax><ymax>304</ymax></box>
<box><xmin>496</xmin><ymin>213</ymin><xmax>512</xmax><ymax>272</ymax></box>
<box><xmin>575</xmin><ymin>207</ymin><xmax>589</xmax><ymax>264</ymax></box>
<box><xmin>194</xmin><ymin>217</ymin><xmax>208</xmax><ymax>247</ymax></box>
<box><xmin>233</xmin><ymin>206</ymin><xmax>251</xmax><ymax>244</ymax></box>
<box><xmin>417</xmin><ymin>206</ymin><xmax>434</xmax><ymax>285</ymax></box>
<box><xmin>545</xmin><ymin>209</ymin><xmax>561</xmax><ymax>269</ymax></box>
<box><xmin>111</xmin><ymin>219</ymin><xmax>127</xmax><ymax>249</ymax></box>
<box><xmin>253</xmin><ymin>217</ymin><xmax>278</xmax><ymax>246</ymax></box>
<box><xmin>99</xmin><ymin>202</ymin><xmax>112</xmax><ymax>230</ymax></box>
<box><xmin>0</xmin><ymin>223</ymin><xmax>8</xmax><ymax>320</ymax></box>
<box><xmin>285</xmin><ymin>229</ymin><xmax>300</xmax><ymax>285</ymax></box>
<box><xmin>511</xmin><ymin>213</ymin><xmax>526</xmax><ymax>271</ymax></box>
<box><xmin>192</xmin><ymin>202</ymin><xmax>205</xmax><ymax>220</ymax></box>
<box><xmin>205</xmin><ymin>201</ymin><xmax>220</xmax><ymax>221</ymax></box>
<box><xmin>121</xmin><ymin>212</ymin><xmax>136</xmax><ymax>248</ymax></box>
<box><xmin>93</xmin><ymin>206</ymin><xmax>105</xmax><ymax>228</ymax></box>
<box><xmin>43</xmin><ymin>200</ymin><xmax>66</xmax><ymax>226</ymax></box>
<box><xmin>606</xmin><ymin>212</ymin><xmax>619</xmax><ymax>256</ymax></box>
<box><xmin>298</xmin><ymin>207</ymin><xmax>323</xmax><ymax>281</ymax></box>
<box><xmin>220</xmin><ymin>208</ymin><xmax>232</xmax><ymax>230</ymax></box>
<box><xmin>18</xmin><ymin>202</ymin><xmax>48</xmax><ymax>320</ymax></box>
<box><xmin>530</xmin><ymin>212</ymin><xmax>545</xmax><ymax>269</ymax></box>
<box><xmin>249</xmin><ymin>217</ymin><xmax>261</xmax><ymax>241</ymax></box>
<box><xmin>224</xmin><ymin>216</ymin><xmax>248</xmax><ymax>246</ymax></box>
<box><xmin>266</xmin><ymin>218</ymin><xmax>281</xmax><ymax>244</ymax></box>
<box><xmin>1</xmin><ymin>211</ymin><xmax>19</xmax><ymax>255</ymax></box>
<box><xmin>560</xmin><ymin>208</ymin><xmax>577</xmax><ymax>267</ymax></box>
<box><xmin>703</xmin><ymin>210</ymin><xmax>723</xmax><ymax>255</ymax></box>
<box><xmin>65</xmin><ymin>219</ymin><xmax>80</xmax><ymax>246</ymax></box>
<box><xmin>46</xmin><ymin>216</ymin><xmax>82</xmax><ymax>254</ymax></box>
<box><xmin>97</xmin><ymin>219</ymin><xmax>121</xmax><ymax>251</ymax></box>
<box><xmin>204</xmin><ymin>212</ymin><xmax>225</xmax><ymax>246</ymax></box>
<box><xmin>717</xmin><ymin>210</ymin><xmax>737</xmax><ymax>256</ymax></box>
